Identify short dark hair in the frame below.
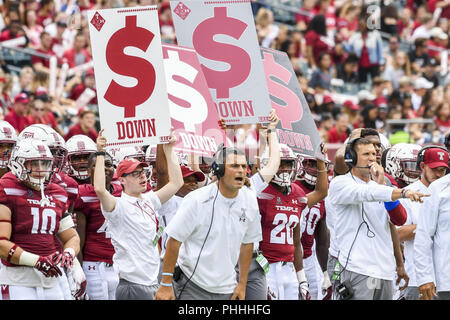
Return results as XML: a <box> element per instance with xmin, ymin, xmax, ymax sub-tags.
<box><xmin>360</xmin><ymin>128</ymin><xmax>379</xmax><ymax>138</ymax></box>
<box><xmin>381</xmin><ymin>147</ymin><xmax>390</xmax><ymax>169</ymax></box>
<box><xmin>353</xmin><ymin>137</ymin><xmax>373</xmax><ymax>153</ymax></box>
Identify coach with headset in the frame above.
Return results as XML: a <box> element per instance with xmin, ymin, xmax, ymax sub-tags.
<box><xmin>155</xmin><ymin>145</ymin><xmax>262</xmax><ymax>300</ymax></box>
<box><xmin>328</xmin><ymin>137</ymin><xmax>428</xmax><ymax>300</ymax></box>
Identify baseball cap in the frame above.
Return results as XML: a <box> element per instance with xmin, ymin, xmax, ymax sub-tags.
<box><xmin>430</xmin><ymin>27</ymin><xmax>448</xmax><ymax>40</ymax></box>
<box><xmin>14</xmin><ymin>92</ymin><xmax>30</xmax><ymax>104</ymax></box>
<box><xmin>343</xmin><ymin>100</ymin><xmax>359</xmax><ymax>111</ymax></box>
<box><xmin>78</xmin><ymin>106</ymin><xmax>95</xmax><ymax>118</ymax></box>
<box><xmin>423</xmin><ymin>148</ymin><xmax>449</xmax><ymax>169</ymax></box>
<box><xmin>116</xmin><ymin>158</ymin><xmax>149</xmax><ymax>178</ymax></box>
<box><xmin>323</xmin><ymin>95</ymin><xmax>334</xmax><ymax>104</ymax></box>
<box><xmin>35</xmin><ymin>86</ymin><xmax>50</xmax><ymax>102</ymax></box>
<box><xmin>85</xmin><ymin>69</ymin><xmax>95</xmax><ymax>78</ymax></box>
<box><xmin>181</xmin><ymin>165</ymin><xmax>205</xmax><ymax>182</ymax></box>
<box><xmin>357</xmin><ymin>90</ymin><xmax>375</xmax><ymax>102</ymax></box>
<box><xmin>414</xmin><ymin>77</ymin><xmax>433</xmax><ymax>89</ymax></box>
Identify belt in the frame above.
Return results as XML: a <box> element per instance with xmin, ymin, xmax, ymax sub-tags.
<box><xmin>252</xmin><ymin>251</ymin><xmax>259</xmax><ymax>258</ymax></box>
<box><xmin>105</xmin><ymin>263</ymin><xmax>113</xmax><ymax>268</ymax></box>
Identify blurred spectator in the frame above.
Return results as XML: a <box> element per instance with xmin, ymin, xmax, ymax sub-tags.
<box><xmin>336</xmin><ymin>3</ymin><xmax>360</xmax><ymax>41</ymax></box>
<box><xmin>27</xmin><ymin>87</ymin><xmax>63</xmax><ymax>135</ymax></box>
<box><xmin>397</xmin><ymin>7</ymin><xmax>415</xmax><ymax>40</ymax></box>
<box><xmin>371</xmin><ymin>77</ymin><xmax>389</xmax><ymax>107</ymax></box>
<box><xmin>411</xmin><ymin>77</ymin><xmax>433</xmax><ymax>112</ymax></box>
<box><xmin>345</xmin><ymin>14</ymin><xmax>385</xmax><ymax>83</ymax></box>
<box><xmin>360</xmin><ymin>103</ymin><xmax>378</xmax><ymax>129</ymax></box>
<box><xmin>65</xmin><ymin>107</ymin><xmax>98</xmax><ymax>141</ymax></box>
<box><xmin>411</xmin><ymin>13</ymin><xmax>435</xmax><ymax>41</ymax></box>
<box><xmin>37</xmin><ymin>0</ymin><xmax>55</xmax><ymax>27</ymax></box>
<box><xmin>336</xmin><ymin>53</ymin><xmax>359</xmax><ymax>84</ymax></box>
<box><xmin>383</xmin><ymin>35</ymin><xmax>401</xmax><ymax>65</ymax></box>
<box><xmin>314</xmin><ymin>0</ymin><xmax>337</xmax><ymax>32</ymax></box>
<box><xmin>4</xmin><ymin>92</ymin><xmax>31</xmax><ymax>133</ymax></box>
<box><xmin>422</xmin><ymin>58</ymin><xmax>440</xmax><ymax>88</ymax></box>
<box><xmin>305</xmin><ymin>14</ymin><xmax>332</xmax><ymax>68</ymax></box>
<box><xmin>45</xmin><ymin>13</ymin><xmax>75</xmax><ymax>59</ymax></box>
<box><xmin>295</xmin><ymin>0</ymin><xmax>316</xmax><ymax>31</ymax></box>
<box><xmin>159</xmin><ymin>2</ymin><xmax>176</xmax><ymax>44</ymax></box>
<box><xmin>308</xmin><ymin>52</ymin><xmax>334</xmax><ymax>91</ymax></box>
<box><xmin>0</xmin><ymin>19</ymin><xmax>28</xmax><ymax>46</ymax></box>
<box><xmin>408</xmin><ymin>38</ymin><xmax>430</xmax><ymax>74</ymax></box>
<box><xmin>69</xmin><ymin>69</ymin><xmax>97</xmax><ymax>105</ymax></box>
<box><xmin>318</xmin><ymin>112</ymin><xmax>333</xmax><ymax>143</ymax></box>
<box><xmin>321</xmin><ymin>95</ymin><xmax>340</xmax><ymax>119</ymax></box>
<box><xmin>342</xmin><ymin>99</ymin><xmax>361</xmax><ymax>130</ymax></box>
<box><xmin>31</xmin><ymin>31</ymin><xmax>56</xmax><ymax>71</ymax></box>
<box><xmin>11</xmin><ymin>66</ymin><xmax>33</xmax><ymax>98</ymax></box>
<box><xmin>256</xmin><ymin>8</ymin><xmax>279</xmax><ymax>48</ymax></box>
<box><xmin>327</xmin><ymin>113</ymin><xmax>349</xmax><ymax>143</ymax></box>
<box><xmin>273</xmin><ymin>24</ymin><xmax>290</xmax><ymax>52</ymax></box>
<box><xmin>434</xmin><ymin>102</ymin><xmax>450</xmax><ymax>134</ymax></box>
<box><xmin>380</xmin><ymin>4</ymin><xmax>399</xmax><ymax>36</ymax></box>
<box><xmin>23</xmin><ymin>9</ymin><xmax>43</xmax><ymax>48</ymax></box>
<box><xmin>357</xmin><ymin>89</ymin><xmax>376</xmax><ymax>109</ymax></box>
<box><xmin>62</xmin><ymin>32</ymin><xmax>91</xmax><ymax>68</ymax></box>
<box><xmin>382</xmin><ymin>50</ymin><xmax>412</xmax><ymax>90</ymax></box>
<box><xmin>428</xmin><ymin>0</ymin><xmax>450</xmax><ymax>19</ymax></box>
<box><xmin>428</xmin><ymin>27</ymin><xmax>448</xmax><ymax>61</ymax></box>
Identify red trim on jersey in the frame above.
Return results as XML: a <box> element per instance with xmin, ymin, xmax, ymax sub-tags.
<box><xmin>1</xmin><ymin>285</ymin><xmax>10</xmax><ymax>300</ymax></box>
<box><xmin>0</xmin><ymin>237</ymin><xmax>9</xmax><ymax>241</ymax></box>
<box><xmin>6</xmin><ymin>244</ymin><xmax>17</xmax><ymax>262</ymax></box>
<box><xmin>0</xmin><ymin>220</ymin><xmax>11</xmax><ymax>223</ymax></box>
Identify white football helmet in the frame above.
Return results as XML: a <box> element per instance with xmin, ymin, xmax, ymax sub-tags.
<box><xmin>66</xmin><ymin>135</ymin><xmax>97</xmax><ymax>181</ymax></box>
<box><xmin>18</xmin><ymin>124</ymin><xmax>67</xmax><ymax>171</ymax></box>
<box><xmin>9</xmin><ymin>138</ymin><xmax>54</xmax><ymax>189</ymax></box>
<box><xmin>297</xmin><ymin>153</ymin><xmax>330</xmax><ymax>186</ymax></box>
<box><xmin>144</xmin><ymin>144</ymin><xmax>157</xmax><ymax>188</ymax></box>
<box><xmin>261</xmin><ymin>144</ymin><xmax>298</xmax><ymax>187</ymax></box>
<box><xmin>0</xmin><ymin>120</ymin><xmax>17</xmax><ymax>168</ymax></box>
<box><xmin>107</xmin><ymin>146</ymin><xmax>146</xmax><ymax>167</ymax></box>
<box><xmin>385</xmin><ymin>143</ymin><xmax>422</xmax><ymax>185</ymax></box>
<box><xmin>379</xmin><ymin>133</ymin><xmax>391</xmax><ymax>152</ymax></box>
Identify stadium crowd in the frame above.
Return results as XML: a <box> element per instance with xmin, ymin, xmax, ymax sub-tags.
<box><xmin>0</xmin><ymin>0</ymin><xmax>448</xmax><ymax>301</ymax></box>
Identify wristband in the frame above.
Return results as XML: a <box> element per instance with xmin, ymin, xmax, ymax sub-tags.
<box><xmin>160</xmin><ymin>282</ymin><xmax>173</xmax><ymax>287</ymax></box>
<box><xmin>162</xmin><ymin>272</ymin><xmax>173</xmax><ymax>277</ymax></box>
<box><xmin>384</xmin><ymin>200</ymin><xmax>400</xmax><ymax>210</ymax></box>
<box><xmin>296</xmin><ymin>269</ymin><xmax>307</xmax><ymax>283</ymax></box>
<box><xmin>19</xmin><ymin>251</ymin><xmax>39</xmax><ymax>267</ymax></box>
<box><xmin>7</xmin><ymin>244</ymin><xmax>18</xmax><ymax>262</ymax></box>
<box><xmin>95</xmin><ymin>151</ymin><xmax>106</xmax><ymax>156</ymax></box>
<box><xmin>64</xmin><ymin>247</ymin><xmax>76</xmax><ymax>258</ymax></box>
<box><xmin>401</xmin><ymin>189</ymin><xmax>408</xmax><ymax>198</ymax></box>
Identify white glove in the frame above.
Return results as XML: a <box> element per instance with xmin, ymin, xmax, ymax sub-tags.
<box><xmin>67</xmin><ymin>258</ymin><xmax>89</xmax><ymax>300</ymax></box>
<box><xmin>297</xmin><ymin>269</ymin><xmax>311</xmax><ymax>300</ymax></box>
<box><xmin>322</xmin><ymin>271</ymin><xmax>332</xmax><ymax>300</ymax></box>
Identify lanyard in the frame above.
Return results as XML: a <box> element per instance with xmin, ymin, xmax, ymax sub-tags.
<box><xmin>133</xmin><ymin>200</ymin><xmax>157</xmax><ymax>226</ymax></box>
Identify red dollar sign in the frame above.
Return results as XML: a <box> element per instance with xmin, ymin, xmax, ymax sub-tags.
<box><xmin>262</xmin><ymin>52</ymin><xmax>302</xmax><ymax>130</ymax></box>
<box><xmin>104</xmin><ymin>15</ymin><xmax>156</xmax><ymax>118</ymax></box>
<box><xmin>192</xmin><ymin>7</ymin><xmax>251</xmax><ymax>99</ymax></box>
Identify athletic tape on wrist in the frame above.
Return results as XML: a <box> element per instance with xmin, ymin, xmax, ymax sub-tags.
<box><xmin>296</xmin><ymin>269</ymin><xmax>307</xmax><ymax>283</ymax></box>
<box><xmin>18</xmin><ymin>251</ymin><xmax>39</xmax><ymax>267</ymax></box>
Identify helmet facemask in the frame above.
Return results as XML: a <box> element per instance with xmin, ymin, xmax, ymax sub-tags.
<box><xmin>398</xmin><ymin>159</ymin><xmax>421</xmax><ymax>185</ymax></box>
<box><xmin>0</xmin><ymin>142</ymin><xmax>15</xmax><ymax>169</ymax></box>
<box><xmin>68</xmin><ymin>153</ymin><xmax>92</xmax><ymax>181</ymax></box>
<box><xmin>272</xmin><ymin>159</ymin><xmax>297</xmax><ymax>187</ymax></box>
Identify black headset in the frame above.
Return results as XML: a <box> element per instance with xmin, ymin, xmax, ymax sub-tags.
<box><xmin>445</xmin><ymin>132</ymin><xmax>450</xmax><ymax>149</ymax></box>
<box><xmin>416</xmin><ymin>145</ymin><xmax>448</xmax><ymax>171</ymax></box>
<box><xmin>344</xmin><ymin>138</ymin><xmax>362</xmax><ymax>169</ymax></box>
<box><xmin>211</xmin><ymin>144</ymin><xmax>227</xmax><ymax>178</ymax></box>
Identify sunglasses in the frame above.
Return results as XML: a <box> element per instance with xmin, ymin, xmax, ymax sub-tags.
<box><xmin>34</xmin><ymin>108</ymin><xmax>45</xmax><ymax>112</ymax></box>
<box><xmin>123</xmin><ymin>169</ymin><xmax>145</xmax><ymax>178</ymax></box>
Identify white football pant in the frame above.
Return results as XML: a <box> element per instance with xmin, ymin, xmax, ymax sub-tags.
<box><xmin>83</xmin><ymin>261</ymin><xmax>119</xmax><ymax>300</ymax></box>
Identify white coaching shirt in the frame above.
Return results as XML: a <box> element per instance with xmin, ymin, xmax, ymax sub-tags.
<box><xmin>399</xmin><ymin>179</ymin><xmax>431</xmax><ymax>287</ymax></box>
<box><xmin>328</xmin><ymin>172</ymin><xmax>397</xmax><ymax>280</ymax></box>
<box><xmin>415</xmin><ymin>174</ymin><xmax>450</xmax><ymax>292</ymax></box>
<box><xmin>165</xmin><ymin>182</ymin><xmax>262</xmax><ymax>294</ymax></box>
<box><xmin>101</xmin><ymin>191</ymin><xmax>162</xmax><ymax>286</ymax></box>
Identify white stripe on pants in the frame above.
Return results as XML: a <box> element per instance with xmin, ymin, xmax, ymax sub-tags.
<box><xmin>83</xmin><ymin>261</ymin><xmax>119</xmax><ymax>300</ymax></box>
